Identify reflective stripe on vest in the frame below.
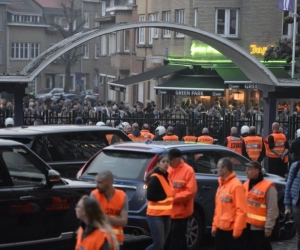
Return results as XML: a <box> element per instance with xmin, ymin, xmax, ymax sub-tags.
<box><xmin>264</xmin><ymin>133</ymin><xmax>286</xmax><ymax>158</ymax></box>
<box><xmin>197</xmin><ymin>135</ymin><xmax>214</xmax><ymax>144</ymax></box>
<box><xmin>243</xmin><ymin>179</ymin><xmax>274</xmax><ymax>227</ymax></box>
<box><xmin>244</xmin><ymin>136</ymin><xmax>263</xmax><ymax>161</ymax></box>
<box><xmin>147</xmin><ymin>173</ymin><xmax>174</xmax><ymax>216</ymax></box>
<box><xmin>183</xmin><ymin>136</ymin><xmax>197</xmax><ymax>142</ymax></box>
<box><xmin>227</xmin><ymin>136</ymin><xmax>243</xmax><ymax>154</ymax></box>
<box><xmin>163</xmin><ymin>135</ymin><xmax>179</xmax><ymax>141</ymax></box>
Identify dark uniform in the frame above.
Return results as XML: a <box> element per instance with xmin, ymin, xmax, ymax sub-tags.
<box><xmin>290</xmin><ymin>138</ymin><xmax>300</xmax><ymax>162</ymax></box>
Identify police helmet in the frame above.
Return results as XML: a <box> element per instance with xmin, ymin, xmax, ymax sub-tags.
<box><xmin>5</xmin><ymin>117</ymin><xmax>14</xmax><ymax>127</ymax></box>
<box><xmin>155</xmin><ymin>126</ymin><xmax>166</xmax><ymax>136</ymax></box>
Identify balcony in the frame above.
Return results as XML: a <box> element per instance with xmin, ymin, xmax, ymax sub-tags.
<box><xmin>106</xmin><ymin>0</ymin><xmax>133</xmax><ymax>12</ymax></box>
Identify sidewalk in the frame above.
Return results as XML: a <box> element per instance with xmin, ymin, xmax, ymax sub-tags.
<box><xmin>272</xmin><ymin>237</ymin><xmax>297</xmax><ymax>250</ymax></box>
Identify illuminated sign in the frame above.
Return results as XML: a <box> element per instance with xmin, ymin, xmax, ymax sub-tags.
<box><xmin>250</xmin><ymin>44</ymin><xmax>268</xmax><ymax>56</ymax></box>
<box><xmin>156</xmin><ymin>89</ymin><xmax>224</xmax><ymax>96</ymax></box>
<box><xmin>244</xmin><ymin>84</ymin><xmax>258</xmax><ymax>89</ymax></box>
<box><xmin>191</xmin><ymin>42</ymin><xmax>222</xmax><ymax>57</ymax></box>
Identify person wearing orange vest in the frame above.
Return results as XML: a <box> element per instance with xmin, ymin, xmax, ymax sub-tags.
<box><xmin>165</xmin><ymin>149</ymin><xmax>197</xmax><ymax>250</ymax></box>
<box><xmin>264</xmin><ymin>122</ymin><xmax>289</xmax><ymax>177</ymax></box>
<box><xmin>242</xmin><ymin>126</ymin><xmax>265</xmax><ymax>162</ymax></box>
<box><xmin>197</xmin><ymin>127</ymin><xmax>214</xmax><ymax>144</ymax></box>
<box><xmin>163</xmin><ymin>126</ymin><xmax>179</xmax><ymax>141</ymax></box>
<box><xmin>141</xmin><ymin>123</ymin><xmax>155</xmax><ymax>141</ymax></box>
<box><xmin>128</xmin><ymin>123</ymin><xmax>146</xmax><ymax>141</ymax></box>
<box><xmin>145</xmin><ymin>155</ymin><xmax>174</xmax><ymax>250</ymax></box>
<box><xmin>182</xmin><ymin>127</ymin><xmax>197</xmax><ymax>143</ymax></box>
<box><xmin>90</xmin><ymin>171</ymin><xmax>128</xmax><ymax>248</ymax></box>
<box><xmin>75</xmin><ymin>195</ymin><xmax>118</xmax><ymax>250</ymax></box>
<box><xmin>212</xmin><ymin>158</ymin><xmax>247</xmax><ymax>250</ymax></box>
<box><xmin>223</xmin><ymin>127</ymin><xmax>243</xmax><ymax>154</ymax></box>
<box><xmin>243</xmin><ymin>161</ymin><xmax>278</xmax><ymax>250</ymax></box>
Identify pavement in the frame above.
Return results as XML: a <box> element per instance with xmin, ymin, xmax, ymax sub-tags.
<box><xmin>272</xmin><ymin>236</ymin><xmax>297</xmax><ymax>250</ymax></box>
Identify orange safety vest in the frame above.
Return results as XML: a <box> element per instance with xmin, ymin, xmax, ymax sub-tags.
<box><xmin>197</xmin><ymin>135</ymin><xmax>214</xmax><ymax>144</ymax></box>
<box><xmin>141</xmin><ymin>130</ymin><xmax>155</xmax><ymax>141</ymax></box>
<box><xmin>106</xmin><ymin>134</ymin><xmax>113</xmax><ymax>144</ymax></box>
<box><xmin>128</xmin><ymin>133</ymin><xmax>146</xmax><ymax>142</ymax></box>
<box><xmin>243</xmin><ymin>179</ymin><xmax>275</xmax><ymax>228</ymax></box>
<box><xmin>226</xmin><ymin>136</ymin><xmax>243</xmax><ymax>154</ymax></box>
<box><xmin>91</xmin><ymin>189</ymin><xmax>126</xmax><ymax>243</ymax></box>
<box><xmin>147</xmin><ymin>173</ymin><xmax>174</xmax><ymax>216</ymax></box>
<box><xmin>163</xmin><ymin>134</ymin><xmax>179</xmax><ymax>141</ymax></box>
<box><xmin>76</xmin><ymin>227</ymin><xmax>107</xmax><ymax>250</ymax></box>
<box><xmin>182</xmin><ymin>135</ymin><xmax>197</xmax><ymax>142</ymax></box>
<box><xmin>264</xmin><ymin>133</ymin><xmax>286</xmax><ymax>158</ymax></box>
<box><xmin>243</xmin><ymin>136</ymin><xmax>263</xmax><ymax>161</ymax></box>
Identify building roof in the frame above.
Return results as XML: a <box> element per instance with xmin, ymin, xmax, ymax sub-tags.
<box><xmin>34</xmin><ymin>0</ymin><xmax>76</xmax><ymax>9</ymax></box>
<box><xmin>8</xmin><ymin>0</ymin><xmax>42</xmax><ymax>14</ymax></box>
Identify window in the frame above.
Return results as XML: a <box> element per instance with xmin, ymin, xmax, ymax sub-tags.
<box><xmin>83</xmin><ymin>44</ymin><xmax>89</xmax><ymax>59</ymax></box>
<box><xmin>0</xmin><ymin>45</ymin><xmax>2</xmax><ymax>64</ymax></box>
<box><xmin>0</xmin><ymin>12</ymin><xmax>2</xmax><ymax>31</ymax></box>
<box><xmin>149</xmin><ymin>14</ymin><xmax>155</xmax><ymax>44</ymax></box>
<box><xmin>175</xmin><ymin>9</ymin><xmax>185</xmax><ymax>37</ymax></box>
<box><xmin>84</xmin><ymin>13</ymin><xmax>89</xmax><ymax>28</ymax></box>
<box><xmin>162</xmin><ymin>11</ymin><xmax>171</xmax><ymax>37</ymax></box>
<box><xmin>154</xmin><ymin>13</ymin><xmax>159</xmax><ymax>37</ymax></box>
<box><xmin>11</xmin><ymin>43</ymin><xmax>40</xmax><ymax>59</ymax></box>
<box><xmin>138</xmin><ymin>15</ymin><xmax>145</xmax><ymax>44</ymax></box>
<box><xmin>100</xmin><ymin>74</ymin><xmax>106</xmax><ymax>85</ymax></box>
<box><xmin>116</xmin><ymin>31</ymin><xmax>120</xmax><ymax>52</ymax></box>
<box><xmin>46</xmin><ymin>75</ymin><xmax>53</xmax><ymax>89</ymax></box>
<box><xmin>194</xmin><ymin>8</ymin><xmax>198</xmax><ymax>27</ymax></box>
<box><xmin>54</xmin><ymin>17</ymin><xmax>69</xmax><ymax>30</ymax></box>
<box><xmin>215</xmin><ymin>9</ymin><xmax>238</xmax><ymax>37</ymax></box>
<box><xmin>101</xmin><ymin>2</ymin><xmax>106</xmax><ymax>16</ymax></box>
<box><xmin>124</xmin><ymin>30</ymin><xmax>130</xmax><ymax>52</ymax></box>
<box><xmin>11</xmin><ymin>14</ymin><xmax>40</xmax><ymax>24</ymax></box>
<box><xmin>109</xmin><ymin>33</ymin><xmax>116</xmax><ymax>54</ymax></box>
<box><xmin>59</xmin><ymin>74</ymin><xmax>75</xmax><ymax>91</ymax></box>
<box><xmin>95</xmin><ymin>44</ymin><xmax>100</xmax><ymax>58</ymax></box>
<box><xmin>100</xmin><ymin>35</ymin><xmax>107</xmax><ymax>55</ymax></box>
<box><xmin>95</xmin><ymin>13</ymin><xmax>101</xmax><ymax>27</ymax></box>
<box><xmin>282</xmin><ymin>11</ymin><xmax>292</xmax><ymax>37</ymax></box>
<box><xmin>93</xmin><ymin>73</ymin><xmax>98</xmax><ymax>87</ymax></box>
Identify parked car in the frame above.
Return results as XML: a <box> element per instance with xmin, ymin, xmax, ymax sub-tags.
<box><xmin>77</xmin><ymin>141</ymin><xmax>295</xmax><ymax>250</ymax></box>
<box><xmin>51</xmin><ymin>93</ymin><xmax>82</xmax><ymax>104</ymax></box>
<box><xmin>0</xmin><ymin>138</ymin><xmax>96</xmax><ymax>249</ymax></box>
<box><xmin>35</xmin><ymin>88</ymin><xmax>64</xmax><ymax>100</ymax></box>
<box><xmin>0</xmin><ymin>125</ymin><xmax>131</xmax><ymax>178</ymax></box>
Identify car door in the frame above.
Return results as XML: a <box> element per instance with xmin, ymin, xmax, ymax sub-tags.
<box><xmin>1</xmin><ymin>147</ymin><xmax>69</xmax><ymax>244</ymax></box>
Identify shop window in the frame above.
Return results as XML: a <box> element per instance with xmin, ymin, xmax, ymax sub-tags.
<box><xmin>215</xmin><ymin>9</ymin><xmax>238</xmax><ymax>37</ymax></box>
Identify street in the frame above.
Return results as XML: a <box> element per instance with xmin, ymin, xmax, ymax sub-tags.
<box><xmin>123</xmin><ymin>235</ymin><xmax>298</xmax><ymax>250</ymax></box>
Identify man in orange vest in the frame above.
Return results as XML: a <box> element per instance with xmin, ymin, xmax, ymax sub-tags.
<box><xmin>242</xmin><ymin>126</ymin><xmax>265</xmax><ymax>162</ymax></box>
<box><xmin>166</xmin><ymin>149</ymin><xmax>197</xmax><ymax>250</ymax></box>
<box><xmin>212</xmin><ymin>158</ymin><xmax>247</xmax><ymax>250</ymax></box>
<box><xmin>197</xmin><ymin>127</ymin><xmax>214</xmax><ymax>144</ymax></box>
<box><xmin>264</xmin><ymin>122</ymin><xmax>289</xmax><ymax>177</ymax></box>
<box><xmin>128</xmin><ymin>123</ymin><xmax>146</xmax><ymax>141</ymax></box>
<box><xmin>140</xmin><ymin>123</ymin><xmax>155</xmax><ymax>141</ymax></box>
<box><xmin>243</xmin><ymin>161</ymin><xmax>278</xmax><ymax>250</ymax></box>
<box><xmin>182</xmin><ymin>127</ymin><xmax>197</xmax><ymax>142</ymax></box>
<box><xmin>223</xmin><ymin>127</ymin><xmax>243</xmax><ymax>154</ymax></box>
<box><xmin>163</xmin><ymin>126</ymin><xmax>179</xmax><ymax>141</ymax></box>
<box><xmin>91</xmin><ymin>171</ymin><xmax>128</xmax><ymax>248</ymax></box>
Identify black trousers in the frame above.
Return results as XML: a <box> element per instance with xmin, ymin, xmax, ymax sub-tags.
<box><xmin>214</xmin><ymin>229</ymin><xmax>244</xmax><ymax>250</ymax></box>
<box><xmin>268</xmin><ymin>157</ymin><xmax>287</xmax><ymax>178</ymax></box>
<box><xmin>164</xmin><ymin>218</ymin><xmax>188</xmax><ymax>250</ymax></box>
<box><xmin>244</xmin><ymin>225</ymin><xmax>272</xmax><ymax>250</ymax></box>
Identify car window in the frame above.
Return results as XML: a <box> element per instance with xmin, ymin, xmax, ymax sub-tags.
<box><xmin>190</xmin><ymin>151</ymin><xmax>219</xmax><ymax>174</ymax></box>
<box><xmin>83</xmin><ymin>151</ymin><xmax>155</xmax><ymax>180</ymax></box>
<box><xmin>2</xmin><ymin>148</ymin><xmax>45</xmax><ymax>186</ymax></box>
<box><xmin>218</xmin><ymin>151</ymin><xmax>248</xmax><ymax>176</ymax></box>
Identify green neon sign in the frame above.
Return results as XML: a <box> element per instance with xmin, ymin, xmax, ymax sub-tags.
<box><xmin>191</xmin><ymin>42</ymin><xmax>222</xmax><ymax>56</ymax></box>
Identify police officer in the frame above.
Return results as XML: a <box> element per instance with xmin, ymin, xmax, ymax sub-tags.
<box><xmin>163</xmin><ymin>126</ymin><xmax>179</xmax><ymax>141</ymax></box>
<box><xmin>197</xmin><ymin>128</ymin><xmax>214</xmax><ymax>144</ymax></box>
<box><xmin>242</xmin><ymin>126</ymin><xmax>265</xmax><ymax>162</ymax></box>
<box><xmin>182</xmin><ymin>127</ymin><xmax>197</xmax><ymax>142</ymax></box>
<box><xmin>290</xmin><ymin>129</ymin><xmax>300</xmax><ymax>162</ymax></box>
<box><xmin>264</xmin><ymin>122</ymin><xmax>289</xmax><ymax>177</ymax></box>
<box><xmin>224</xmin><ymin>127</ymin><xmax>243</xmax><ymax>154</ymax></box>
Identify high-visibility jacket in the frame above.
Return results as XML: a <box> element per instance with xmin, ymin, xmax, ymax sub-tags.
<box><xmin>167</xmin><ymin>160</ymin><xmax>197</xmax><ymax>219</ymax></box>
<box><xmin>197</xmin><ymin>135</ymin><xmax>214</xmax><ymax>144</ymax></box>
<box><xmin>243</xmin><ymin>136</ymin><xmax>263</xmax><ymax>161</ymax></box>
<box><xmin>243</xmin><ymin>179</ymin><xmax>274</xmax><ymax>228</ymax></box>
<box><xmin>264</xmin><ymin>133</ymin><xmax>287</xmax><ymax>158</ymax></box>
<box><xmin>91</xmin><ymin>189</ymin><xmax>126</xmax><ymax>243</ymax></box>
<box><xmin>182</xmin><ymin>135</ymin><xmax>197</xmax><ymax>143</ymax></box>
<box><xmin>212</xmin><ymin>172</ymin><xmax>247</xmax><ymax>238</ymax></box>
<box><xmin>226</xmin><ymin>136</ymin><xmax>243</xmax><ymax>154</ymax></box>
<box><xmin>106</xmin><ymin>134</ymin><xmax>113</xmax><ymax>144</ymax></box>
<box><xmin>163</xmin><ymin>134</ymin><xmax>179</xmax><ymax>141</ymax></box>
<box><xmin>128</xmin><ymin>133</ymin><xmax>146</xmax><ymax>142</ymax></box>
<box><xmin>76</xmin><ymin>227</ymin><xmax>114</xmax><ymax>250</ymax></box>
<box><xmin>141</xmin><ymin>130</ymin><xmax>155</xmax><ymax>141</ymax></box>
<box><xmin>147</xmin><ymin>173</ymin><xmax>174</xmax><ymax>216</ymax></box>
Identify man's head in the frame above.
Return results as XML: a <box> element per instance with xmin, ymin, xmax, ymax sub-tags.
<box><xmin>249</xmin><ymin>126</ymin><xmax>256</xmax><ymax>135</ymax></box>
<box><xmin>230</xmin><ymin>127</ymin><xmax>238</xmax><ymax>135</ymax></box>
<box><xmin>168</xmin><ymin>148</ymin><xmax>182</xmax><ymax>167</ymax></box>
<box><xmin>272</xmin><ymin>122</ymin><xmax>280</xmax><ymax>132</ymax></box>
<box><xmin>124</xmin><ymin>124</ymin><xmax>132</xmax><ymax>134</ymax></box>
<box><xmin>132</xmin><ymin>123</ymin><xmax>139</xmax><ymax>131</ymax></box>
<box><xmin>217</xmin><ymin>158</ymin><xmax>233</xmax><ymax>179</ymax></box>
<box><xmin>142</xmin><ymin>124</ymin><xmax>150</xmax><ymax>131</ymax></box>
<box><xmin>202</xmin><ymin>127</ymin><xmax>209</xmax><ymax>134</ymax></box>
<box><xmin>245</xmin><ymin>161</ymin><xmax>262</xmax><ymax>180</ymax></box>
<box><xmin>95</xmin><ymin>171</ymin><xmax>114</xmax><ymax>194</ymax></box>
<box><xmin>5</xmin><ymin>117</ymin><xmax>14</xmax><ymax>127</ymax></box>
<box><xmin>167</xmin><ymin>126</ymin><xmax>174</xmax><ymax>134</ymax></box>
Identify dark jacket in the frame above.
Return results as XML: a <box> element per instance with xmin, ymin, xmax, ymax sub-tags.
<box><xmin>147</xmin><ymin>167</ymin><xmax>169</xmax><ymax>201</ymax></box>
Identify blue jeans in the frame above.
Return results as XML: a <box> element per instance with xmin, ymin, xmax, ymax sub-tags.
<box><xmin>145</xmin><ymin>215</ymin><xmax>171</xmax><ymax>250</ymax></box>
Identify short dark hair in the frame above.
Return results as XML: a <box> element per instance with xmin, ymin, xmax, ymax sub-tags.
<box><xmin>168</xmin><ymin>148</ymin><xmax>182</xmax><ymax>159</ymax></box>
<box><xmin>218</xmin><ymin>157</ymin><xmax>233</xmax><ymax>172</ymax></box>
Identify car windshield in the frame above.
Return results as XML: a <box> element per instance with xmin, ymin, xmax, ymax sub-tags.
<box><xmin>83</xmin><ymin>151</ymin><xmax>155</xmax><ymax>180</ymax></box>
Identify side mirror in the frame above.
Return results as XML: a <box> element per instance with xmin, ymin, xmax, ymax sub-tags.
<box><xmin>48</xmin><ymin>169</ymin><xmax>61</xmax><ymax>183</ymax></box>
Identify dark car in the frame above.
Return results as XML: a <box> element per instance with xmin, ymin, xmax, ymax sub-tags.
<box><xmin>0</xmin><ymin>138</ymin><xmax>96</xmax><ymax>249</ymax></box>
<box><xmin>51</xmin><ymin>93</ymin><xmax>82</xmax><ymax>104</ymax></box>
<box><xmin>78</xmin><ymin>141</ymin><xmax>294</xmax><ymax>250</ymax></box>
<box><xmin>0</xmin><ymin>125</ymin><xmax>131</xmax><ymax>178</ymax></box>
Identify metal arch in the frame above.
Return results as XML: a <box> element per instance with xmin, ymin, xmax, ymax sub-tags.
<box><xmin>2</xmin><ymin>22</ymin><xmax>278</xmax><ymax>85</ymax></box>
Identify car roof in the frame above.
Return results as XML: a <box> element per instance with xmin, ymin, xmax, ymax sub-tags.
<box><xmin>0</xmin><ymin>125</ymin><xmax>124</xmax><ymax>136</ymax></box>
<box><xmin>0</xmin><ymin>138</ymin><xmax>25</xmax><ymax>146</ymax></box>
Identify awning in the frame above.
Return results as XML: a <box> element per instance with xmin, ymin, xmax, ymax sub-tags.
<box><xmin>108</xmin><ymin>65</ymin><xmax>189</xmax><ymax>89</ymax></box>
<box><xmin>214</xmin><ymin>67</ymin><xmax>251</xmax><ymax>83</ymax></box>
<box><xmin>268</xmin><ymin>67</ymin><xmax>291</xmax><ymax>78</ymax></box>
<box><xmin>154</xmin><ymin>76</ymin><xmax>225</xmax><ymax>96</ymax></box>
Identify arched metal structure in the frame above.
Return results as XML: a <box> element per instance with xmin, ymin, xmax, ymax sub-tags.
<box><xmin>1</xmin><ymin>21</ymin><xmax>279</xmax><ymax>86</ymax></box>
